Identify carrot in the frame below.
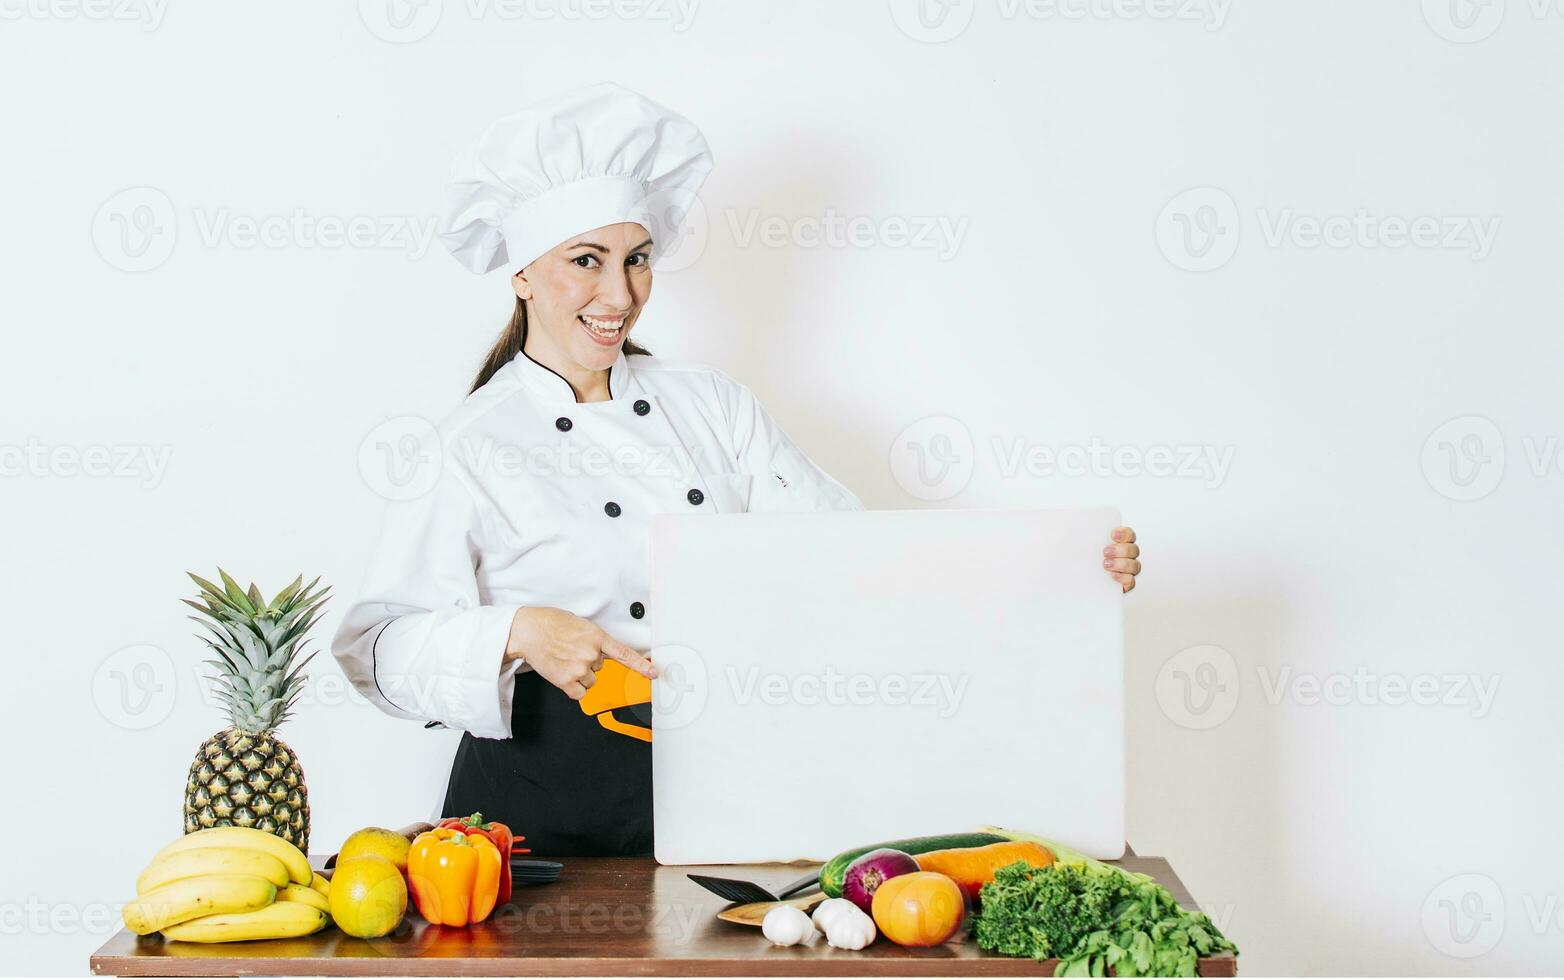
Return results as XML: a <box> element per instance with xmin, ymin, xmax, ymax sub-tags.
<box><xmin>913</xmin><ymin>840</ymin><xmax>1055</xmax><ymax>902</ymax></box>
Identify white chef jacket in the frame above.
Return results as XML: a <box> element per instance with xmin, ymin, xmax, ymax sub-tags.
<box><xmin>332</xmin><ymin>349</ymin><xmax>863</xmax><ymax>739</ymax></box>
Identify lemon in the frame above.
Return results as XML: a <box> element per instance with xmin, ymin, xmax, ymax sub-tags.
<box><xmin>338</xmin><ymin>827</ymin><xmax>412</xmax><ymax>875</ymax></box>
<box><xmin>329</xmin><ymin>855</ymin><xmax>407</xmax><ymax>939</ymax></box>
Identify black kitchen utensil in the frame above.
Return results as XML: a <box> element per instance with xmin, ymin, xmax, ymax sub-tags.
<box><xmin>686</xmin><ymin>870</ymin><xmax>819</xmax><ymax>905</ymax></box>
<box><xmin>510</xmin><ymin>858</ymin><xmax>563</xmax><ymax>885</ymax></box>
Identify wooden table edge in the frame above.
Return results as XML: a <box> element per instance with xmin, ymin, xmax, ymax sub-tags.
<box><xmin>92</xmin><ymin>951</ymin><xmax>1238</xmax><ymax>977</ymax></box>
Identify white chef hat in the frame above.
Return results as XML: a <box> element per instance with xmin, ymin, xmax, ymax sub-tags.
<box><xmin>438</xmin><ymin>82</ymin><xmax>713</xmax><ymax>275</ymax></box>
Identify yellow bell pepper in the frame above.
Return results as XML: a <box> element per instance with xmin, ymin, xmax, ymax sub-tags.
<box><xmin>407</xmin><ymin>827</ymin><xmax>502</xmax><ymax>926</ymax></box>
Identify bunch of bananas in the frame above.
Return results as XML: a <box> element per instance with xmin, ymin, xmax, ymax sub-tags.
<box><xmin>123</xmin><ymin>826</ymin><xmax>333</xmax><ymax>942</ymax></box>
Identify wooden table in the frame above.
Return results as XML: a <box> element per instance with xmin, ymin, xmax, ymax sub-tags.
<box><xmin>91</xmin><ymin>850</ymin><xmax>1237</xmax><ymax>976</ymax></box>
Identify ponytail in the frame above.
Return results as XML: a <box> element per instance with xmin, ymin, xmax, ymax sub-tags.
<box><xmin>469</xmin><ymin>297</ymin><xmax>653</xmax><ymax>395</ymax></box>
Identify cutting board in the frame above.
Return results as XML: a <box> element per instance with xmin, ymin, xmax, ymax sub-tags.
<box><xmin>649</xmin><ymin>507</ymin><xmax>1124</xmax><ymax>864</ymax></box>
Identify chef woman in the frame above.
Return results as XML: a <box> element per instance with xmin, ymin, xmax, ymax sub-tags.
<box><xmin>332</xmin><ymin>83</ymin><xmax>1142</xmax><ymax>857</ymax></box>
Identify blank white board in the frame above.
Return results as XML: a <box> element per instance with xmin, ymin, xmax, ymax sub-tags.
<box><xmin>649</xmin><ymin>507</ymin><xmax>1124</xmax><ymax>865</ymax></box>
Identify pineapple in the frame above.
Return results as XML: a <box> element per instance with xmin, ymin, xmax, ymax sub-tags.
<box><xmin>182</xmin><ymin>570</ymin><xmax>329</xmax><ymax>852</ymax></box>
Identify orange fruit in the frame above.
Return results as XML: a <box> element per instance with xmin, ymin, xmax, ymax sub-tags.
<box><xmin>872</xmin><ymin>871</ymin><xmax>965</xmax><ymax>947</ymax></box>
<box><xmin>329</xmin><ymin>855</ymin><xmax>407</xmax><ymax>939</ymax></box>
<box><xmin>339</xmin><ymin>827</ymin><xmax>411</xmax><ymax>874</ymax></box>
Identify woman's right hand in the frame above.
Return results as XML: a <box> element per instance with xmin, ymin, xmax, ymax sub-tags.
<box><xmin>506</xmin><ymin>607</ymin><xmax>658</xmax><ymax>700</ymax></box>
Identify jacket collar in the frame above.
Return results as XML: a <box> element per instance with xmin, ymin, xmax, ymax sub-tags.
<box><xmin>505</xmin><ymin>346</ymin><xmax>634</xmax><ymax>405</ymax></box>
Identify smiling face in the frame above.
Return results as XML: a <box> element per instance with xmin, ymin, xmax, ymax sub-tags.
<box><xmin>513</xmin><ymin>222</ymin><xmax>654</xmax><ymax>378</ymax></box>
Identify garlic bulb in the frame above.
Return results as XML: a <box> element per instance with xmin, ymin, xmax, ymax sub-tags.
<box><xmin>823</xmin><ymin>902</ymin><xmax>877</xmax><ymax>950</ymax></box>
<box><xmin>811</xmin><ymin>897</ymin><xmax>858</xmax><ymax>934</ymax></box>
<box><xmin>761</xmin><ymin>905</ymin><xmax>816</xmax><ymax>946</ymax></box>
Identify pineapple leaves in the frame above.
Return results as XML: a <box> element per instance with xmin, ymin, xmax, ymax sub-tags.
<box><xmin>196</xmin><ymin>640</ymin><xmax>244</xmax><ymax>678</ymax></box>
<box><xmin>187</xmin><ymin>583</ymin><xmax>240</xmax><ymax>619</ymax></box>
<box><xmin>272</xmin><ymin>603</ymin><xmax>315</xmax><ymax>638</ymax></box>
<box><xmin>269</xmin><ymin>574</ymin><xmax>306</xmax><ymax>612</ymax></box>
<box><xmin>280</xmin><ymin>608</ymin><xmax>329</xmax><ymax>650</ymax></box>
<box><xmin>187</xmin><ymin>572</ymin><xmax>228</xmax><ymax>602</ymax></box>
<box><xmin>297</xmin><ymin>575</ymin><xmax>324</xmax><ymax>602</ymax></box>
<box><xmin>184</xmin><ymin>570</ymin><xmax>330</xmax><ymax>732</ymax></box>
<box><xmin>280</xmin><ymin>650</ymin><xmax>318</xmax><ymax>691</ymax></box>
<box><xmin>254</xmin><ymin>696</ymin><xmax>291</xmax><ymax>718</ymax></box>
<box><xmin>217</xmin><ymin>568</ymin><xmax>256</xmax><ymax>615</ymax></box>
<box><xmin>182</xmin><ymin>597</ymin><xmax>222</xmax><ymax>618</ymax></box>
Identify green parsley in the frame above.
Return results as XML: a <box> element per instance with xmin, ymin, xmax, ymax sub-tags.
<box><xmin>973</xmin><ymin>860</ymin><xmax>1237</xmax><ymax>977</ymax></box>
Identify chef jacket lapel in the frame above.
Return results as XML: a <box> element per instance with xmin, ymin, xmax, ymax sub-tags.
<box><xmin>503</xmin><ymin>346</ymin><xmax>741</xmax><ymax>514</ymax></box>
<box><xmin>495</xmin><ymin>348</ymin><xmax>738</xmax><ymax>661</ymax></box>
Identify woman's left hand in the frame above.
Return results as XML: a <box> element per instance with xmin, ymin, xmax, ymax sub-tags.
<box><xmin>1104</xmin><ymin>526</ymin><xmax>1141</xmax><ymax>593</ymax></box>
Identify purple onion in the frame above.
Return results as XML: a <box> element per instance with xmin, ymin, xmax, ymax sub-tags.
<box><xmin>841</xmin><ymin>848</ymin><xmax>920</xmax><ymax>914</ymax></box>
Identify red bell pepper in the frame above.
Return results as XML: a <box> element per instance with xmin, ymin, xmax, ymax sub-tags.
<box><xmin>438</xmin><ymin>812</ymin><xmax>529</xmax><ymax>904</ymax></box>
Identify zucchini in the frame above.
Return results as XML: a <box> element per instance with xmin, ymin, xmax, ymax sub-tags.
<box><xmin>818</xmin><ymin>832</ymin><xmax>1007</xmax><ymax>897</ymax></box>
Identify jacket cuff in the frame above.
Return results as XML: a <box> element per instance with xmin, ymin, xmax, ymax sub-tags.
<box><xmin>444</xmin><ymin>604</ymin><xmax>522</xmax><ymax>740</ymax></box>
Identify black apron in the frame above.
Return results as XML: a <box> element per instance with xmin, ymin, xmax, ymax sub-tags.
<box><xmin>442</xmin><ymin>665</ymin><xmax>654</xmax><ymax>857</ymax></box>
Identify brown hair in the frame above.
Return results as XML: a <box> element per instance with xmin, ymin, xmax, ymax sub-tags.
<box><xmin>469</xmin><ymin>297</ymin><xmax>653</xmax><ymax>395</ymax></box>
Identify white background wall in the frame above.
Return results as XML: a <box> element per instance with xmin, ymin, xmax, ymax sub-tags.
<box><xmin>3</xmin><ymin>1</ymin><xmax>1561</xmax><ymax>975</ymax></box>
